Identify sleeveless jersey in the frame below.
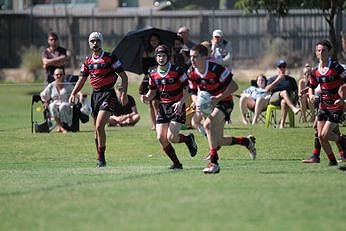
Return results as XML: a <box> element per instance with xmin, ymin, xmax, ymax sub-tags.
<box><xmin>188</xmin><ymin>60</ymin><xmax>233</xmax><ymax>102</ymax></box>
<box><xmin>80</xmin><ymin>51</ymin><xmax>124</xmax><ymax>90</ymax></box>
<box><xmin>309</xmin><ymin>59</ymin><xmax>345</xmax><ymax>111</ymax></box>
<box><xmin>148</xmin><ymin>63</ymin><xmax>188</xmax><ymax>103</ymax></box>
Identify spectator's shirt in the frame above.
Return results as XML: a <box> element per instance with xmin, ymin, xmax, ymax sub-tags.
<box><xmin>42</xmin><ymin>46</ymin><xmax>67</xmax><ymax>77</ymax></box>
<box><xmin>211</xmin><ymin>39</ymin><xmax>232</xmax><ymax>68</ymax></box>
<box><xmin>148</xmin><ymin>63</ymin><xmax>188</xmax><ymax>104</ymax></box>
<box><xmin>40</xmin><ymin>81</ymin><xmax>74</xmax><ymax>103</ymax></box>
<box><xmin>309</xmin><ymin>59</ymin><xmax>345</xmax><ymax>111</ymax></box>
<box><xmin>113</xmin><ymin>95</ymin><xmax>136</xmax><ymax>116</ymax></box>
<box><xmin>188</xmin><ymin>60</ymin><xmax>233</xmax><ymax>102</ymax></box>
<box><xmin>80</xmin><ymin>51</ymin><xmax>124</xmax><ymax>90</ymax></box>
<box><xmin>267</xmin><ymin>75</ymin><xmax>298</xmax><ymax>94</ymax></box>
<box><xmin>243</xmin><ymin>86</ymin><xmax>270</xmax><ymax>100</ymax></box>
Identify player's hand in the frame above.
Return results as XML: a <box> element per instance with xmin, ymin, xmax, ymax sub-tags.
<box><xmin>334</xmin><ymin>99</ymin><xmax>344</xmax><ymax>106</ymax></box>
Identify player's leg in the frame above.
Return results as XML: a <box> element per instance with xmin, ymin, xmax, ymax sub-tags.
<box><xmin>317</xmin><ymin>120</ymin><xmax>338</xmax><ymax>166</ymax></box>
<box><xmin>95</xmin><ymin>110</ymin><xmax>112</xmax><ymax>167</ymax></box>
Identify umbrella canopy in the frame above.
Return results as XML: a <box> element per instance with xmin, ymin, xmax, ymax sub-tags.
<box><xmin>112</xmin><ymin>27</ymin><xmax>177</xmax><ymax>74</ymax></box>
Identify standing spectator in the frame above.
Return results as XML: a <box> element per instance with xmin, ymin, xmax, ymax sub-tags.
<box><xmin>139</xmin><ymin>33</ymin><xmax>162</xmax><ymax>130</ymax></box>
<box><xmin>69</xmin><ymin>32</ymin><xmax>129</xmax><ymax>168</ymax></box>
<box><xmin>307</xmin><ymin>40</ymin><xmax>346</xmax><ymax>166</ymax></box>
<box><xmin>298</xmin><ymin>64</ymin><xmax>315</xmax><ymax>122</ymax></box>
<box><xmin>188</xmin><ymin>44</ymin><xmax>256</xmax><ymax>174</ymax></box>
<box><xmin>177</xmin><ymin>26</ymin><xmax>196</xmax><ymax>50</ymax></box>
<box><xmin>265</xmin><ymin>60</ymin><xmax>300</xmax><ymax>128</ymax></box>
<box><xmin>109</xmin><ymin>85</ymin><xmax>140</xmax><ymax>127</ymax></box>
<box><xmin>141</xmin><ymin>45</ymin><xmax>198</xmax><ymax>169</ymax></box>
<box><xmin>42</xmin><ymin>32</ymin><xmax>69</xmax><ymax>84</ymax></box>
<box><xmin>210</xmin><ymin>29</ymin><xmax>232</xmax><ymax>70</ymax></box>
<box><xmin>239</xmin><ymin>74</ymin><xmax>270</xmax><ymax>125</ymax></box>
<box><xmin>40</xmin><ymin>68</ymin><xmax>74</xmax><ymax>134</ymax></box>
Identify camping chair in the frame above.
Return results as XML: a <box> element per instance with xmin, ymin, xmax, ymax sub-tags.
<box><xmin>31</xmin><ymin>75</ymin><xmax>89</xmax><ymax>133</ymax></box>
<box><xmin>265</xmin><ymin>104</ymin><xmax>295</xmax><ymax>128</ymax></box>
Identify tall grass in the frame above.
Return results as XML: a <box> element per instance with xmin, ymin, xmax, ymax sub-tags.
<box><xmin>0</xmin><ymin>82</ymin><xmax>345</xmax><ymax>231</ymax></box>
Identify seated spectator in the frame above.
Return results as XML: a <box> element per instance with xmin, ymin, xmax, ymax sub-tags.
<box><xmin>40</xmin><ymin>68</ymin><xmax>80</xmax><ymax>133</ymax></box>
<box><xmin>265</xmin><ymin>60</ymin><xmax>300</xmax><ymax>128</ymax></box>
<box><xmin>239</xmin><ymin>74</ymin><xmax>270</xmax><ymax>124</ymax></box>
<box><xmin>298</xmin><ymin>64</ymin><xmax>315</xmax><ymax>122</ymax></box>
<box><xmin>109</xmin><ymin>86</ymin><xmax>140</xmax><ymax>127</ymax></box>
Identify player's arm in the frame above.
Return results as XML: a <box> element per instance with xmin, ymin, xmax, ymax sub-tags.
<box><xmin>212</xmin><ymin>79</ymin><xmax>238</xmax><ymax>103</ymax></box>
<box><xmin>69</xmin><ymin>76</ymin><xmax>87</xmax><ymax>104</ymax></box>
<box><xmin>118</xmin><ymin>71</ymin><xmax>129</xmax><ymax>105</ymax></box>
<box><xmin>141</xmin><ymin>89</ymin><xmax>157</xmax><ymax>103</ymax></box>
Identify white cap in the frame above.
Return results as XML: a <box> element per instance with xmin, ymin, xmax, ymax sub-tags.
<box><xmin>212</xmin><ymin>29</ymin><xmax>223</xmax><ymax>37</ymax></box>
<box><xmin>88</xmin><ymin>32</ymin><xmax>103</xmax><ymax>46</ymax></box>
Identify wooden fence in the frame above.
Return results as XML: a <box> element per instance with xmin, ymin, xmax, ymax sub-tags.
<box><xmin>0</xmin><ymin>8</ymin><xmax>343</xmax><ymax>68</ymax></box>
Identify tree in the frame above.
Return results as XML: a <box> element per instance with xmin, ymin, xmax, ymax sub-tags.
<box><xmin>235</xmin><ymin>0</ymin><xmax>346</xmax><ymax>61</ymax></box>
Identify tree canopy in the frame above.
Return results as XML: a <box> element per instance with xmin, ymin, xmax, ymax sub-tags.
<box><xmin>235</xmin><ymin>0</ymin><xmax>346</xmax><ymax>60</ymax></box>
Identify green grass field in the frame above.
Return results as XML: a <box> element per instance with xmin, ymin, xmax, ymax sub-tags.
<box><xmin>1</xmin><ymin>82</ymin><xmax>345</xmax><ymax>231</ymax></box>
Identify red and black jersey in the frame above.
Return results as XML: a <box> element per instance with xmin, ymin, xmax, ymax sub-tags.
<box><xmin>80</xmin><ymin>51</ymin><xmax>124</xmax><ymax>90</ymax></box>
<box><xmin>309</xmin><ymin>59</ymin><xmax>345</xmax><ymax>111</ymax></box>
<box><xmin>188</xmin><ymin>60</ymin><xmax>233</xmax><ymax>102</ymax></box>
<box><xmin>148</xmin><ymin>63</ymin><xmax>188</xmax><ymax>103</ymax></box>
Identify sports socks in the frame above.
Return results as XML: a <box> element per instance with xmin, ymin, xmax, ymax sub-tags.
<box><xmin>163</xmin><ymin>143</ymin><xmax>180</xmax><ymax>164</ymax></box>
<box><xmin>312</xmin><ymin>133</ymin><xmax>321</xmax><ymax>158</ymax></box>
<box><xmin>230</xmin><ymin>137</ymin><xmax>249</xmax><ymax>147</ymax></box>
<box><xmin>209</xmin><ymin>148</ymin><xmax>219</xmax><ymax>164</ymax></box>
<box><xmin>98</xmin><ymin>146</ymin><xmax>106</xmax><ymax>161</ymax></box>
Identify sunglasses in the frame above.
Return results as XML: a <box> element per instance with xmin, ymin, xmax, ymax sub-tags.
<box><xmin>278</xmin><ymin>65</ymin><xmax>287</xmax><ymax>68</ymax></box>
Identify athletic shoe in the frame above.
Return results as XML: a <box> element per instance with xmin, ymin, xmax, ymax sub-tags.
<box><xmin>203</xmin><ymin>162</ymin><xmax>220</xmax><ymax>174</ymax></box>
<box><xmin>169</xmin><ymin>162</ymin><xmax>183</xmax><ymax>169</ymax></box>
<box><xmin>246</xmin><ymin>135</ymin><xmax>256</xmax><ymax>160</ymax></box>
<box><xmin>96</xmin><ymin>159</ymin><xmax>106</xmax><ymax>168</ymax></box>
<box><xmin>186</xmin><ymin>133</ymin><xmax>198</xmax><ymax>157</ymax></box>
<box><xmin>328</xmin><ymin>160</ymin><xmax>338</xmax><ymax>167</ymax></box>
<box><xmin>302</xmin><ymin>155</ymin><xmax>320</xmax><ymax>163</ymax></box>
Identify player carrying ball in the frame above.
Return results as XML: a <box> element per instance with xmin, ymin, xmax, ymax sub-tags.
<box><xmin>188</xmin><ymin>44</ymin><xmax>256</xmax><ymax>174</ymax></box>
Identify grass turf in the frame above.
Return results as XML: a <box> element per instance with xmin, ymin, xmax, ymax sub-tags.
<box><xmin>0</xmin><ymin>82</ymin><xmax>345</xmax><ymax>231</ymax></box>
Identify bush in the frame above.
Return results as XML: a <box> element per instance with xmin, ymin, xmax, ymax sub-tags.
<box><xmin>19</xmin><ymin>45</ymin><xmax>43</xmax><ymax>81</ymax></box>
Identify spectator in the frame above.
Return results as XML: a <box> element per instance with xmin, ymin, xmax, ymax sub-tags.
<box><xmin>42</xmin><ymin>32</ymin><xmax>69</xmax><ymax>84</ymax></box>
<box><xmin>109</xmin><ymin>86</ymin><xmax>140</xmax><ymax>127</ymax></box>
<box><xmin>40</xmin><ymin>68</ymin><xmax>75</xmax><ymax>133</ymax></box>
<box><xmin>298</xmin><ymin>63</ymin><xmax>315</xmax><ymax>122</ymax></box>
<box><xmin>141</xmin><ymin>45</ymin><xmax>197</xmax><ymax>169</ymax></box>
<box><xmin>239</xmin><ymin>74</ymin><xmax>270</xmax><ymax>125</ymax></box>
<box><xmin>139</xmin><ymin>33</ymin><xmax>162</xmax><ymax>130</ymax></box>
<box><xmin>265</xmin><ymin>60</ymin><xmax>300</xmax><ymax>128</ymax></box>
<box><xmin>188</xmin><ymin>44</ymin><xmax>256</xmax><ymax>174</ymax></box>
<box><xmin>177</xmin><ymin>26</ymin><xmax>196</xmax><ymax>50</ymax></box>
<box><xmin>170</xmin><ymin>36</ymin><xmax>189</xmax><ymax>72</ymax></box>
<box><xmin>69</xmin><ymin>31</ymin><xmax>129</xmax><ymax>168</ymax></box>
<box><xmin>210</xmin><ymin>29</ymin><xmax>232</xmax><ymax>70</ymax></box>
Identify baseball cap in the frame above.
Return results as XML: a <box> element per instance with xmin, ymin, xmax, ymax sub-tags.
<box><xmin>276</xmin><ymin>60</ymin><xmax>287</xmax><ymax>67</ymax></box>
<box><xmin>212</xmin><ymin>29</ymin><xmax>224</xmax><ymax>37</ymax></box>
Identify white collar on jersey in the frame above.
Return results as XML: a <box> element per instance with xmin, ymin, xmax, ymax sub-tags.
<box><xmin>91</xmin><ymin>50</ymin><xmax>104</xmax><ymax>62</ymax></box>
<box><xmin>195</xmin><ymin>60</ymin><xmax>209</xmax><ymax>78</ymax></box>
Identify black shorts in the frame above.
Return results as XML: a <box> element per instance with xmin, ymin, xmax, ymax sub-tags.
<box><xmin>156</xmin><ymin>102</ymin><xmax>186</xmax><ymax>124</ymax></box>
<box><xmin>91</xmin><ymin>89</ymin><xmax>117</xmax><ymax>118</ymax></box>
<box><xmin>317</xmin><ymin>108</ymin><xmax>344</xmax><ymax>124</ymax></box>
<box><xmin>216</xmin><ymin>100</ymin><xmax>233</xmax><ymax>122</ymax></box>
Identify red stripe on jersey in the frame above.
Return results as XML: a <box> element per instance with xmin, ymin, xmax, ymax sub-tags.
<box><xmin>80</xmin><ymin>51</ymin><xmax>124</xmax><ymax>90</ymax></box>
<box><xmin>149</xmin><ymin>64</ymin><xmax>187</xmax><ymax>103</ymax></box>
<box><xmin>310</xmin><ymin>60</ymin><xmax>345</xmax><ymax>111</ymax></box>
<box><xmin>188</xmin><ymin>61</ymin><xmax>233</xmax><ymax>101</ymax></box>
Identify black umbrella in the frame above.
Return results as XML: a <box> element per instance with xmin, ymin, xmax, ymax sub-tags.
<box><xmin>112</xmin><ymin>27</ymin><xmax>177</xmax><ymax>74</ymax></box>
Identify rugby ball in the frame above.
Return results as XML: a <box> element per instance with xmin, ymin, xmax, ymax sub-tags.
<box><xmin>196</xmin><ymin>91</ymin><xmax>212</xmax><ymax>116</ymax></box>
